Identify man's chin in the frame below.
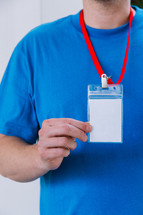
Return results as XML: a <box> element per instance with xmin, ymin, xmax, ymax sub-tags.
<box><xmin>92</xmin><ymin>0</ymin><xmax>114</xmax><ymax>3</ymax></box>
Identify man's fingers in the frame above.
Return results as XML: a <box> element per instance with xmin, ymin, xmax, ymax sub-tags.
<box><xmin>38</xmin><ymin>136</ymin><xmax>77</xmax><ymax>151</ymax></box>
<box><xmin>44</xmin><ymin>124</ymin><xmax>87</xmax><ymax>142</ymax></box>
<box><xmin>42</xmin><ymin>118</ymin><xmax>92</xmax><ymax>133</ymax></box>
<box><xmin>38</xmin><ymin>147</ymin><xmax>70</xmax><ymax>161</ymax></box>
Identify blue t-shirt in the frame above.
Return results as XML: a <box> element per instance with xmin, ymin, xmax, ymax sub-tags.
<box><xmin>0</xmin><ymin>5</ymin><xmax>143</xmax><ymax>215</ymax></box>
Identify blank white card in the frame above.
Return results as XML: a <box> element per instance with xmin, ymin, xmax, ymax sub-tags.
<box><xmin>89</xmin><ymin>99</ymin><xmax>122</xmax><ymax>143</ymax></box>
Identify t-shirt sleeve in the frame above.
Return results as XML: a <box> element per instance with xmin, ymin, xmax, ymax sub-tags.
<box><xmin>0</xmin><ymin>43</ymin><xmax>39</xmax><ymax>144</ymax></box>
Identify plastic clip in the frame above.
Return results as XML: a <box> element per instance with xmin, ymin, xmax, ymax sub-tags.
<box><xmin>101</xmin><ymin>74</ymin><xmax>108</xmax><ymax>89</ymax></box>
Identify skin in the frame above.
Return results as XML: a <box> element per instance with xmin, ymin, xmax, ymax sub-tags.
<box><xmin>0</xmin><ymin>119</ymin><xmax>92</xmax><ymax>182</ymax></box>
<box><xmin>0</xmin><ymin>0</ymin><xmax>135</xmax><ymax>182</ymax></box>
<box><xmin>83</xmin><ymin>0</ymin><xmax>136</xmax><ymax>29</ymax></box>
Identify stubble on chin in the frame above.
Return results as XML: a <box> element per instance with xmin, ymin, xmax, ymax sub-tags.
<box><xmin>91</xmin><ymin>0</ymin><xmax>116</xmax><ymax>3</ymax></box>
<box><xmin>91</xmin><ymin>0</ymin><xmax>123</xmax><ymax>6</ymax></box>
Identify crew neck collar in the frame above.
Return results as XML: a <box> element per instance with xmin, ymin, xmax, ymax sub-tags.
<box><xmin>71</xmin><ymin>6</ymin><xmax>141</xmax><ymax>38</ymax></box>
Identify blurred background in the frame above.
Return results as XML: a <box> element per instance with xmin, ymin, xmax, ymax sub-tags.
<box><xmin>132</xmin><ymin>0</ymin><xmax>143</xmax><ymax>7</ymax></box>
<box><xmin>0</xmin><ymin>0</ymin><xmax>142</xmax><ymax>214</ymax></box>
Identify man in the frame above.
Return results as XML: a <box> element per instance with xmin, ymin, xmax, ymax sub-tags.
<box><xmin>0</xmin><ymin>0</ymin><xmax>143</xmax><ymax>214</ymax></box>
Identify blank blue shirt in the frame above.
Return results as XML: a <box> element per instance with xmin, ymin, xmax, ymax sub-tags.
<box><xmin>0</xmin><ymin>5</ymin><xmax>143</xmax><ymax>215</ymax></box>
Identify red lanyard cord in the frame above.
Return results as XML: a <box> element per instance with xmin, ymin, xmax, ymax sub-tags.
<box><xmin>80</xmin><ymin>7</ymin><xmax>134</xmax><ymax>85</ymax></box>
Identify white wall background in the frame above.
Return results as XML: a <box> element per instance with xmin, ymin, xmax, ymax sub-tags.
<box><xmin>0</xmin><ymin>0</ymin><xmax>82</xmax><ymax>215</ymax></box>
<box><xmin>41</xmin><ymin>0</ymin><xmax>82</xmax><ymax>23</ymax></box>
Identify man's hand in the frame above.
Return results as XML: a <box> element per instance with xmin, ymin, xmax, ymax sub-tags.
<box><xmin>37</xmin><ymin>118</ymin><xmax>92</xmax><ymax>172</ymax></box>
<box><xmin>0</xmin><ymin>119</ymin><xmax>92</xmax><ymax>182</ymax></box>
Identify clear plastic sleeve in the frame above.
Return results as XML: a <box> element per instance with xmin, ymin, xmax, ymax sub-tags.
<box><xmin>88</xmin><ymin>85</ymin><xmax>123</xmax><ymax>143</ymax></box>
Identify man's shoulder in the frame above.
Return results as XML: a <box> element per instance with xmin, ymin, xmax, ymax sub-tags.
<box><xmin>36</xmin><ymin>15</ymin><xmax>72</xmax><ymax>33</ymax></box>
<box><xmin>22</xmin><ymin>14</ymin><xmax>74</xmax><ymax>44</ymax></box>
<box><xmin>133</xmin><ymin>5</ymin><xmax>143</xmax><ymax>21</ymax></box>
<box><xmin>131</xmin><ymin>6</ymin><xmax>143</xmax><ymax>36</ymax></box>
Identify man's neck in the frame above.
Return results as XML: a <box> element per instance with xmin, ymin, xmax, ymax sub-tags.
<box><xmin>83</xmin><ymin>0</ymin><xmax>135</xmax><ymax>29</ymax></box>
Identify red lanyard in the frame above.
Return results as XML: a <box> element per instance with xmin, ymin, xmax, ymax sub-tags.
<box><xmin>79</xmin><ymin>8</ymin><xmax>134</xmax><ymax>84</ymax></box>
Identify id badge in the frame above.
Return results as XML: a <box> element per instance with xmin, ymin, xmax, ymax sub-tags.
<box><xmin>88</xmin><ymin>85</ymin><xmax>123</xmax><ymax>143</ymax></box>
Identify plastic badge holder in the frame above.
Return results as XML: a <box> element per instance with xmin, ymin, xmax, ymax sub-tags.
<box><xmin>88</xmin><ymin>85</ymin><xmax>123</xmax><ymax>143</ymax></box>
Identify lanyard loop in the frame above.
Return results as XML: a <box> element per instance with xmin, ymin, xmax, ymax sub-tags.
<box><xmin>80</xmin><ymin>7</ymin><xmax>134</xmax><ymax>85</ymax></box>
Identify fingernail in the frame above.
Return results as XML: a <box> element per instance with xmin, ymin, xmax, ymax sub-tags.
<box><xmin>86</xmin><ymin>124</ymin><xmax>92</xmax><ymax>132</ymax></box>
<box><xmin>86</xmin><ymin>122</ymin><xmax>90</xmax><ymax>125</ymax></box>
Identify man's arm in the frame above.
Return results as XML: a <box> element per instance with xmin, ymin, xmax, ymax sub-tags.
<box><xmin>0</xmin><ymin>134</ymin><xmax>45</xmax><ymax>182</ymax></box>
<box><xmin>0</xmin><ymin>118</ymin><xmax>92</xmax><ymax>183</ymax></box>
